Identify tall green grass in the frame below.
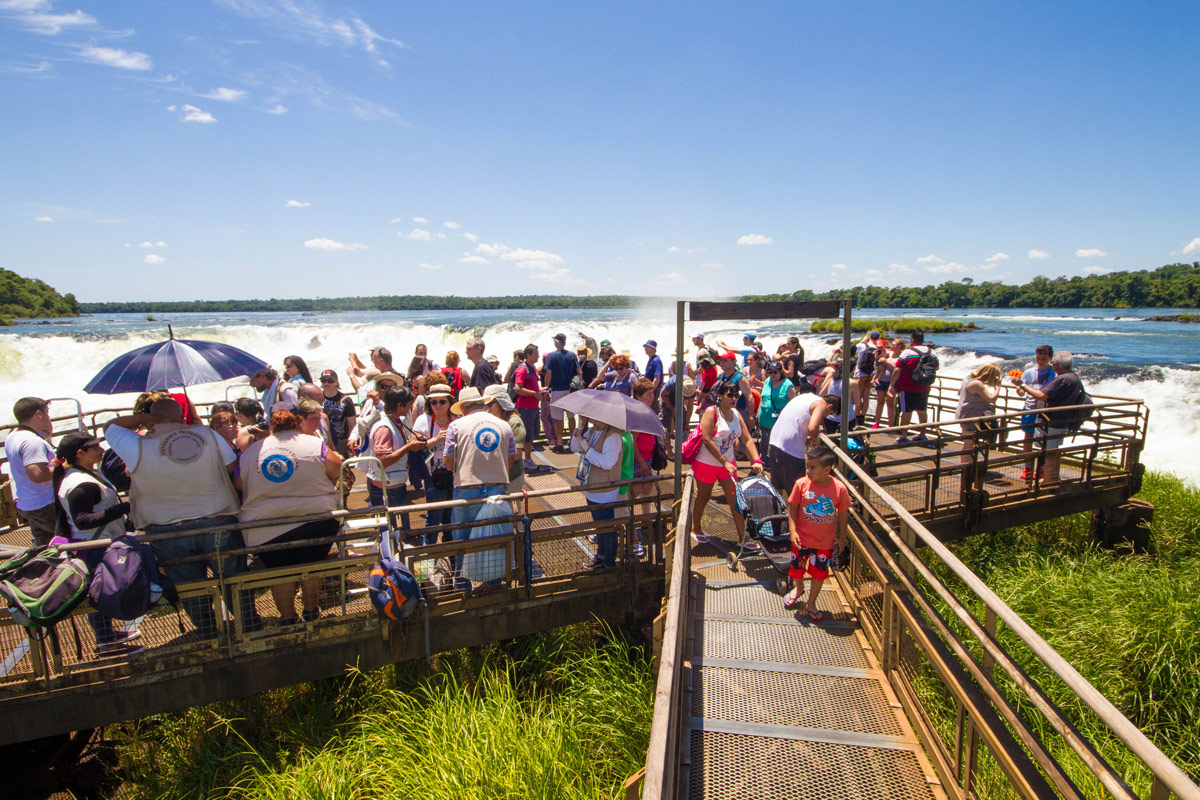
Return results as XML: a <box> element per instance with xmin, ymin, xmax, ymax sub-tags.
<box><xmin>934</xmin><ymin>470</ymin><xmax>1200</xmax><ymax>794</ymax></box>
<box><xmin>113</xmin><ymin>624</ymin><xmax>653</xmax><ymax>799</ymax></box>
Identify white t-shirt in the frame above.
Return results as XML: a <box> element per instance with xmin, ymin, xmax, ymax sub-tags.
<box><xmin>106</xmin><ymin>424</ymin><xmax>237</xmax><ymax>473</ymax></box>
<box><xmin>695</xmin><ymin>409</ymin><xmax>742</xmax><ymax>467</ymax></box>
<box><xmin>3</xmin><ymin>428</ymin><xmax>55</xmax><ymax>510</ymax></box>
<box><xmin>770</xmin><ymin>395</ymin><xmax>822</xmax><ymax>459</ymax></box>
<box><xmin>413</xmin><ymin>414</ymin><xmax>449</xmax><ymax>471</ymax></box>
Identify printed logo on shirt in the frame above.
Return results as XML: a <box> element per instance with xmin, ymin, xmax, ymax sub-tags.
<box><xmin>261</xmin><ymin>454</ymin><xmax>295</xmax><ymax>483</ymax></box>
<box><xmin>802</xmin><ymin>494</ymin><xmax>836</xmax><ymax>522</ymax></box>
<box><xmin>160</xmin><ymin>430</ymin><xmax>206</xmax><ymax>465</ymax></box>
<box><xmin>474</xmin><ymin>426</ymin><xmax>500</xmax><ymax>453</ymax></box>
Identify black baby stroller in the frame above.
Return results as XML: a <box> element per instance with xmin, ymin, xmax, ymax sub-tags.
<box><xmin>730</xmin><ymin>475</ymin><xmax>793</xmax><ymax>593</ymax></box>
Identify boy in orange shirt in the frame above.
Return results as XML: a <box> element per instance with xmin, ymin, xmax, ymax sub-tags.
<box><xmin>784</xmin><ymin>445</ymin><xmax>850</xmax><ymax>621</ymax></box>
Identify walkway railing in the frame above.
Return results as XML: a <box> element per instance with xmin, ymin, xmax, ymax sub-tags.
<box><xmin>824</xmin><ymin>431</ymin><xmax>1197</xmax><ymax>799</ymax></box>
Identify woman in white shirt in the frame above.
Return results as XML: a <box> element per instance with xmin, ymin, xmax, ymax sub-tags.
<box><xmin>412</xmin><ymin>383</ymin><xmax>457</xmax><ymax>542</ymax></box>
<box><xmin>691</xmin><ymin>381</ymin><xmax>763</xmax><ymax>548</ymax></box>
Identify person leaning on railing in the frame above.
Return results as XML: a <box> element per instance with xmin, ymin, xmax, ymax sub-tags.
<box><xmin>104</xmin><ymin>397</ymin><xmax>264</xmax><ymax>638</ymax></box>
<box><xmin>4</xmin><ymin>397</ymin><xmax>58</xmax><ymax>546</ymax></box>
<box><xmin>238</xmin><ymin>410</ymin><xmax>343</xmax><ymax>626</ymax></box>
<box><xmin>954</xmin><ymin>363</ymin><xmax>1002</xmax><ymax>467</ymax></box>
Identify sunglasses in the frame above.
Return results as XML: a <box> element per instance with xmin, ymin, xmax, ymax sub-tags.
<box><xmin>429</xmin><ymin>398</ymin><xmax>450</xmax><ymax>405</ymax></box>
<box><xmin>320</xmin><ymin>378</ymin><xmax>336</xmax><ymax>383</ymax></box>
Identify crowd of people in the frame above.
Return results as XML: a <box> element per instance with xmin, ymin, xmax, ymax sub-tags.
<box><xmin>1</xmin><ymin>328</ymin><xmax>1094</xmax><ymax>648</ymax></box>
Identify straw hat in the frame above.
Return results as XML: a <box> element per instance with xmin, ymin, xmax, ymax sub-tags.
<box><xmin>680</xmin><ymin>377</ymin><xmax>697</xmax><ymax>398</ymax></box>
<box><xmin>426</xmin><ymin>384</ymin><xmax>453</xmax><ymax>400</ymax></box>
<box><xmin>451</xmin><ymin>386</ymin><xmax>486</xmax><ymax>416</ymax></box>
<box><xmin>576</xmin><ymin>344</ymin><xmax>594</xmax><ymax>360</ymax></box>
<box><xmin>373</xmin><ymin>371</ymin><xmax>405</xmax><ymax>386</ymax></box>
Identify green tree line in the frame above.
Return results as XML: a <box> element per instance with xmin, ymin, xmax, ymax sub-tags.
<box><xmin>0</xmin><ymin>268</ymin><xmax>79</xmax><ymax>319</ymax></box>
<box><xmin>746</xmin><ymin>262</ymin><xmax>1200</xmax><ymax>309</ymax></box>
<box><xmin>78</xmin><ymin>294</ymin><xmax>669</xmax><ymax>313</ymax></box>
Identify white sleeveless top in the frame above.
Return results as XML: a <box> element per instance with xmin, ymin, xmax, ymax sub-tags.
<box><xmin>696</xmin><ymin>409</ymin><xmax>742</xmax><ymax>467</ymax></box>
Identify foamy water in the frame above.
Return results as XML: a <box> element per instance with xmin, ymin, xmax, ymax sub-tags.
<box><xmin>1</xmin><ymin>309</ymin><xmax>1196</xmax><ymax>486</ymax></box>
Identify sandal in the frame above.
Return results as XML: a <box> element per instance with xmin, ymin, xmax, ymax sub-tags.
<box><xmin>806</xmin><ymin>606</ymin><xmax>824</xmax><ymax>623</ymax></box>
<box><xmin>783</xmin><ymin>592</ymin><xmax>802</xmax><ymax>610</ymax></box>
<box><xmin>739</xmin><ymin>539</ymin><xmax>761</xmax><ymax>552</ymax></box>
<box><xmin>691</xmin><ymin>531</ymin><xmax>710</xmax><ymax>544</ymax></box>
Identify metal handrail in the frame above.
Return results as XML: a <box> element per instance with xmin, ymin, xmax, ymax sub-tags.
<box><xmin>820</xmin><ymin>432</ymin><xmax>1200</xmax><ymax>800</ymax></box>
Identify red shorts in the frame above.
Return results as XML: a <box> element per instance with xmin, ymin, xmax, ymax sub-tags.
<box><xmin>693</xmin><ymin>460</ymin><xmax>733</xmax><ymax>485</ymax></box>
<box><xmin>789</xmin><ymin>547</ymin><xmax>832</xmax><ymax>581</ymax></box>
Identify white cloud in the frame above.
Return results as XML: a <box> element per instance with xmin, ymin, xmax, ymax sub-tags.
<box><xmin>985</xmin><ymin>252</ymin><xmax>1009</xmax><ymax>263</ymax></box>
<box><xmin>34</xmin><ymin>215</ymin><xmax>53</xmax><ymax>222</ymax></box>
<box><xmin>137</xmin><ymin>241</ymin><xmax>154</xmax><ymax>248</ymax></box>
<box><xmin>476</xmin><ymin>242</ymin><xmax>510</xmax><ymax>256</ymax></box>
<box><xmin>1076</xmin><ymin>248</ymin><xmax>1107</xmax><ymax>258</ymax></box>
<box><xmin>702</xmin><ymin>262</ymin><xmax>725</xmax><ymax>269</ymax></box>
<box><xmin>1028</xmin><ymin>249</ymin><xmax>1051</xmax><ymax>260</ymax></box>
<box><xmin>463</xmin><ymin>232</ymin><xmax>477</xmax><ymax>242</ymax></box>
<box><xmin>20</xmin><ymin>8</ymin><xmax>96</xmax><ymax>35</ymax></box>
<box><xmin>216</xmin><ymin>0</ymin><xmax>404</xmax><ymax>66</ymax></box>
<box><xmin>400</xmin><ymin>228</ymin><xmax>433</xmax><ymax>241</ymax></box>
<box><xmin>304</xmin><ymin>237</ymin><xmax>366</xmax><ymax>251</ymax></box>
<box><xmin>417</xmin><ymin>262</ymin><xmax>442</xmax><ymax>271</ymax></box>
<box><xmin>736</xmin><ymin>233</ymin><xmax>774</xmax><ymax>246</ymax></box>
<box><xmin>458</xmin><ymin>255</ymin><xmax>488</xmax><ymax>264</ymax></box>
<box><xmin>864</xmin><ymin>269</ymin><xmax>885</xmax><ymax>281</ymax></box>
<box><xmin>79</xmin><ymin>46</ymin><xmax>152</xmax><ymax>71</ymax></box>
<box><xmin>513</xmin><ymin>260</ymin><xmax>557</xmax><ymax>271</ymax></box>
<box><xmin>412</xmin><ymin>217</ymin><xmax>428</xmax><ymax>223</ymax></box>
<box><xmin>266</xmin><ymin>104</ymin><xmax>288</xmax><ymax>115</ymax></box>
<box><xmin>890</xmin><ymin>263</ymin><xmax>914</xmax><ymax>275</ymax></box>
<box><xmin>501</xmin><ymin>248</ymin><xmax>564</xmax><ymax>264</ymax></box>
<box><xmin>659</xmin><ymin>271</ymin><xmax>684</xmax><ymax>282</ymax></box>
<box><xmin>1081</xmin><ymin>266</ymin><xmax>1112</xmax><ymax>275</ymax></box>
<box><xmin>667</xmin><ymin>246</ymin><xmax>680</xmax><ymax>253</ymax></box>
<box><xmin>434</xmin><ymin>232</ymin><xmax>446</xmax><ymax>239</ymax></box>
<box><xmin>180</xmin><ymin>104</ymin><xmax>217</xmax><ymax>124</ymax></box>
<box><xmin>201</xmin><ymin>87</ymin><xmax>248</xmax><ymax>102</ymax></box>
<box><xmin>916</xmin><ymin>253</ymin><xmax>944</xmax><ymax>265</ymax></box>
<box><xmin>1182</xmin><ymin>237</ymin><xmax>1200</xmax><ymax>255</ymax></box>
<box><xmin>926</xmin><ymin>261</ymin><xmax>966</xmax><ymax>274</ymax></box>
<box><xmin>529</xmin><ymin>267</ymin><xmax>585</xmax><ymax>286</ymax></box>
<box><xmin>143</xmin><ymin>254</ymin><xmax>165</xmax><ymax>265</ymax></box>
<box><xmin>442</xmin><ymin>220</ymin><xmax>461</xmax><ymax>229</ymax></box>
<box><xmin>286</xmin><ymin>200</ymin><xmax>310</xmax><ymax>208</ymax></box>
<box><xmin>831</xmin><ymin>263</ymin><xmax>847</xmax><ymax>270</ymax></box>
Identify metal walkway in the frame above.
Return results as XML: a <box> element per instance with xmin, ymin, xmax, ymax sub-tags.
<box><xmin>683</xmin><ymin>558</ymin><xmax>946</xmax><ymax>799</ymax></box>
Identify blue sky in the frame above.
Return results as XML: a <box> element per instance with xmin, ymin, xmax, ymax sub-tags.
<box><xmin>2</xmin><ymin>0</ymin><xmax>1198</xmax><ymax>302</ymax></box>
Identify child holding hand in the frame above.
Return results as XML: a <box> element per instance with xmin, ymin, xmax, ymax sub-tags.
<box><xmin>784</xmin><ymin>445</ymin><xmax>850</xmax><ymax>622</ymax></box>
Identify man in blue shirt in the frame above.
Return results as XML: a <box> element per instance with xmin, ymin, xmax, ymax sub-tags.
<box><xmin>643</xmin><ymin>339</ymin><xmax>664</xmax><ymax>412</ymax></box>
<box><xmin>544</xmin><ymin>332</ymin><xmax>581</xmax><ymax>453</ymax></box>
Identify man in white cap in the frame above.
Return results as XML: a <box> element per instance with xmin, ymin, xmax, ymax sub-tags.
<box><xmin>483</xmin><ymin>384</ymin><xmax>526</xmax><ymax>493</ymax></box>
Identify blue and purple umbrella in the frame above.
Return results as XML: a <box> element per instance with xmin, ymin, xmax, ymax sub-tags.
<box><xmin>83</xmin><ymin>328</ymin><xmax>269</xmax><ymax>394</ymax></box>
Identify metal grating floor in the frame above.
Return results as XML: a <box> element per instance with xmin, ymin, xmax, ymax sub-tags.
<box><xmin>682</xmin><ymin>507</ymin><xmax>946</xmax><ymax>800</ymax></box>
<box><xmin>692</xmin><ymin>666</ymin><xmax>902</xmax><ymax>735</ymax></box>
<box><xmin>687</xmin><ymin>729</ymin><xmax>939</xmax><ymax>800</ymax></box>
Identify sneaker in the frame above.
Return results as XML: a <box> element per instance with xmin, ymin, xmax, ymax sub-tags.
<box><xmin>112</xmin><ymin>628</ymin><xmax>142</xmax><ymax>644</ymax></box>
<box><xmin>691</xmin><ymin>532</ymin><xmax>710</xmax><ymax>545</ymax></box>
<box><xmin>913</xmin><ymin>434</ymin><xmax>929</xmax><ymax>444</ymax></box>
<box><xmin>632</xmin><ymin>541</ymin><xmax>646</xmax><ymax>558</ymax></box>
<box><xmin>523</xmin><ymin>458</ymin><xmax>538</xmax><ymax>472</ymax></box>
<box><xmin>896</xmin><ymin>436</ymin><xmax>911</xmax><ymax>446</ymax></box>
<box><xmin>1019</xmin><ymin>466</ymin><xmax>1033</xmax><ymax>480</ymax></box>
<box><xmin>587</xmin><ymin>534</ymin><xmax>598</xmax><ymax>544</ymax></box>
<box><xmin>96</xmin><ymin>640</ymin><xmax>145</xmax><ymax>656</ymax></box>
<box><xmin>300</xmin><ymin>608</ymin><xmax>321</xmax><ymax>624</ymax></box>
<box><xmin>584</xmin><ymin>557</ymin><xmax>612</xmax><ymax>571</ymax></box>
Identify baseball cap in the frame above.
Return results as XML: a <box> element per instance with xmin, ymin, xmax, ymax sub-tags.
<box><xmin>643</xmin><ymin>339</ymin><xmax>657</xmax><ymax>349</ymax></box>
<box><xmin>319</xmin><ymin>369</ymin><xmax>338</xmax><ymax>382</ymax></box>
<box><xmin>600</xmin><ymin>339</ymin><xmax>612</xmax><ymax>347</ymax></box>
<box><xmin>55</xmin><ymin>431</ymin><xmax>101</xmax><ymax>462</ymax></box>
<box><xmin>715</xmin><ymin>351</ymin><xmax>737</xmax><ymax>361</ymax></box>
<box><xmin>869</xmin><ymin>330</ymin><xmax>881</xmax><ymax>339</ymax></box>
<box><xmin>744</xmin><ymin>331</ymin><xmax>757</xmax><ymax>339</ymax></box>
<box><xmin>483</xmin><ymin>383</ymin><xmax>515</xmax><ymax>412</ymax></box>
<box><xmin>553</xmin><ymin>332</ymin><xmax>566</xmax><ymax>342</ymax></box>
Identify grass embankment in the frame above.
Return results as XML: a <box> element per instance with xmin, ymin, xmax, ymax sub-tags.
<box><xmin>112</xmin><ymin>624</ymin><xmax>652</xmax><ymax>799</ymax></box>
<box><xmin>810</xmin><ymin>317</ymin><xmax>976</xmax><ymax>334</ymax></box>
<box><xmin>932</xmin><ymin>470</ymin><xmax>1200</xmax><ymax>795</ymax></box>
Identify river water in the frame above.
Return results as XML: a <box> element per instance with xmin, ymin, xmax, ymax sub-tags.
<box><xmin>1</xmin><ymin>307</ymin><xmax>1196</xmax><ymax>485</ymax></box>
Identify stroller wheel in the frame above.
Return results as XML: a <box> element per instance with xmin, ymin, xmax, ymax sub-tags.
<box><xmin>776</xmin><ymin>577</ymin><xmax>789</xmax><ymax>596</ymax></box>
<box><xmin>726</xmin><ymin>552</ymin><xmax>739</xmax><ymax>572</ymax></box>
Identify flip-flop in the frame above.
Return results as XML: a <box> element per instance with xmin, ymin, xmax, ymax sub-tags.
<box><xmin>783</xmin><ymin>592</ymin><xmax>802</xmax><ymax>610</ymax></box>
<box><xmin>806</xmin><ymin>606</ymin><xmax>824</xmax><ymax>623</ymax></box>
<box><xmin>739</xmin><ymin>539</ymin><xmax>762</xmax><ymax>552</ymax></box>
<box><xmin>691</xmin><ymin>532</ymin><xmax>710</xmax><ymax>544</ymax></box>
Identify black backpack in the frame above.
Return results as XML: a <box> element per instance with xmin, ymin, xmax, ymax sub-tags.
<box><xmin>858</xmin><ymin>345</ymin><xmax>877</xmax><ymax>375</ymax></box>
<box><xmin>89</xmin><ymin>535</ymin><xmax>180</xmax><ymax>622</ymax></box>
<box><xmin>909</xmin><ymin>348</ymin><xmax>939</xmax><ymax>387</ymax></box>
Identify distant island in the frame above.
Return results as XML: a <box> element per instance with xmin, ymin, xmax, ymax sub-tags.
<box><xmin>0</xmin><ymin>268</ymin><xmax>79</xmax><ymax>321</ymax></box>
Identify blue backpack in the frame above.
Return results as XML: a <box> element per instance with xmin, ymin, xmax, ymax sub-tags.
<box><xmin>89</xmin><ymin>536</ymin><xmax>180</xmax><ymax>622</ymax></box>
<box><xmin>368</xmin><ymin>532</ymin><xmax>422</xmax><ymax>621</ymax></box>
